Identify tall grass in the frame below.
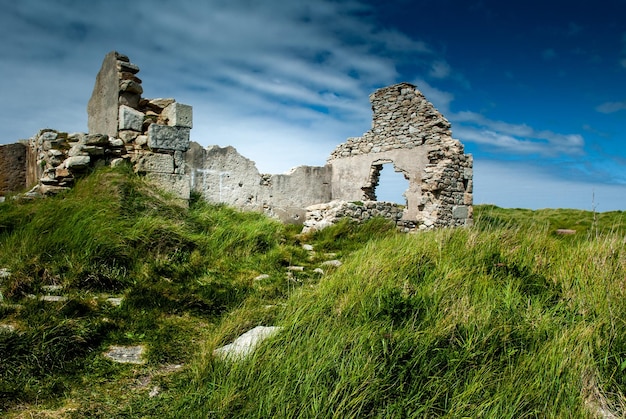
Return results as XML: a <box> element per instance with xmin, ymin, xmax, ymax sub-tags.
<box><xmin>1</xmin><ymin>167</ymin><xmax>625</xmax><ymax>417</ymax></box>
<box><xmin>175</xmin><ymin>217</ymin><xmax>626</xmax><ymax>418</ymax></box>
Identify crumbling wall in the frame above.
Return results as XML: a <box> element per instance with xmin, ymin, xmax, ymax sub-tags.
<box><xmin>188</xmin><ymin>82</ymin><xmax>472</xmax><ymax>229</ymax></box>
<box><xmin>7</xmin><ymin>52</ymin><xmax>193</xmax><ymax>200</ymax></box>
<box><xmin>0</xmin><ymin>143</ymin><xmax>27</xmax><ymax>196</ymax></box>
<box><xmin>187</xmin><ymin>142</ymin><xmax>332</xmax><ymax>223</ymax></box>
<box><xmin>1</xmin><ymin>52</ymin><xmax>472</xmax><ymax>231</ymax></box>
<box><xmin>85</xmin><ymin>51</ymin><xmax>193</xmax><ymax>200</ymax></box>
<box><xmin>327</xmin><ymin>83</ymin><xmax>473</xmax><ymax>229</ymax></box>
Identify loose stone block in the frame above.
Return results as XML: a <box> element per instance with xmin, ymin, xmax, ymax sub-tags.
<box><xmin>135</xmin><ymin>153</ymin><xmax>175</xmax><ymax>174</ymax></box>
<box><xmin>213</xmin><ymin>326</ymin><xmax>283</xmax><ymax>361</ymax></box>
<box><xmin>119</xmin><ymin>79</ymin><xmax>143</xmax><ymax>95</ymax></box>
<box><xmin>147</xmin><ymin>125</ymin><xmax>190</xmax><ymax>152</ymax></box>
<box><xmin>118</xmin><ymin>105</ymin><xmax>144</xmax><ymax>131</ymax></box>
<box><xmin>119</xmin><ymin>92</ymin><xmax>140</xmax><ymax>108</ymax></box>
<box><xmin>162</xmin><ymin>103</ymin><xmax>193</xmax><ymax>128</ymax></box>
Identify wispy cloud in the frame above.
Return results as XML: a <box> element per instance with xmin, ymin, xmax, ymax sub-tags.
<box><xmin>596</xmin><ymin>101</ymin><xmax>626</xmax><ymax>114</ymax></box>
<box><xmin>451</xmin><ymin>111</ymin><xmax>584</xmax><ymax>156</ymax></box>
<box><xmin>428</xmin><ymin>60</ymin><xmax>452</xmax><ymax>79</ymax></box>
<box><xmin>0</xmin><ymin>0</ymin><xmax>442</xmax><ymax>171</ymax></box>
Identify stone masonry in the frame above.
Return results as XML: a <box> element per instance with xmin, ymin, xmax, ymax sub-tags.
<box><xmin>190</xmin><ymin>82</ymin><xmax>472</xmax><ymax>230</ymax></box>
<box><xmin>0</xmin><ymin>52</ymin><xmax>193</xmax><ymax>200</ymax></box>
<box><xmin>327</xmin><ymin>83</ymin><xmax>473</xmax><ymax>229</ymax></box>
<box><xmin>1</xmin><ymin>53</ymin><xmax>471</xmax><ymax>231</ymax></box>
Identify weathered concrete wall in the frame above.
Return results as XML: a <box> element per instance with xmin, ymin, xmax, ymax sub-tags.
<box><xmin>187</xmin><ymin>142</ymin><xmax>332</xmax><ymax>223</ymax></box>
<box><xmin>0</xmin><ymin>143</ymin><xmax>27</xmax><ymax>195</ymax></box>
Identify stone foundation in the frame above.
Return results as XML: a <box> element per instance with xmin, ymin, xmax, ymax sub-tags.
<box><xmin>302</xmin><ymin>201</ymin><xmax>406</xmax><ymax>234</ymax></box>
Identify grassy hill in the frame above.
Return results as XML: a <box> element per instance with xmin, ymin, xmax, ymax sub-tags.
<box><xmin>1</xmin><ymin>167</ymin><xmax>625</xmax><ymax>417</ymax></box>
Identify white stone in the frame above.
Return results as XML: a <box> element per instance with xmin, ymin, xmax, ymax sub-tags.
<box><xmin>321</xmin><ymin>260</ymin><xmax>342</xmax><ymax>268</ymax></box>
<box><xmin>213</xmin><ymin>326</ymin><xmax>282</xmax><ymax>361</ymax></box>
<box><xmin>109</xmin><ymin>138</ymin><xmax>124</xmax><ymax>147</ymax></box>
<box><xmin>110</xmin><ymin>158</ymin><xmax>125</xmax><ymax>168</ymax></box>
<box><xmin>65</xmin><ymin>155</ymin><xmax>91</xmax><ymax>169</ymax></box>
<box><xmin>104</xmin><ymin>345</ymin><xmax>145</xmax><ymax>364</ymax></box>
<box><xmin>162</xmin><ymin>103</ymin><xmax>193</xmax><ymax>128</ymax></box>
<box><xmin>119</xmin><ymin>105</ymin><xmax>144</xmax><ymax>131</ymax></box>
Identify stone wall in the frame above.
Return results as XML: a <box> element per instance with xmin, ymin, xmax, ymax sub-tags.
<box><xmin>302</xmin><ymin>200</ymin><xmax>407</xmax><ymax>234</ymax></box>
<box><xmin>85</xmin><ymin>51</ymin><xmax>192</xmax><ymax>200</ymax></box>
<box><xmin>0</xmin><ymin>143</ymin><xmax>27</xmax><ymax>196</ymax></box>
<box><xmin>24</xmin><ymin>129</ymin><xmax>127</xmax><ymax>196</ymax></box>
<box><xmin>327</xmin><ymin>83</ymin><xmax>473</xmax><ymax>228</ymax></box>
<box><xmin>6</xmin><ymin>52</ymin><xmax>194</xmax><ymax>200</ymax></box>
<box><xmin>190</xmin><ymin>82</ymin><xmax>473</xmax><ymax>230</ymax></box>
<box><xmin>1</xmin><ymin>52</ymin><xmax>472</xmax><ymax>231</ymax></box>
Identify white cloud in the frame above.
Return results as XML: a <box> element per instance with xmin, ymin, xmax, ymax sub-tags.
<box><xmin>451</xmin><ymin>111</ymin><xmax>584</xmax><ymax>156</ymax></box>
<box><xmin>596</xmin><ymin>101</ymin><xmax>626</xmax><ymax>114</ymax></box>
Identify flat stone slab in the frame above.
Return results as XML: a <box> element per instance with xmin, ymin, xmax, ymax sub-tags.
<box><xmin>213</xmin><ymin>326</ymin><xmax>282</xmax><ymax>361</ymax></box>
<box><xmin>104</xmin><ymin>345</ymin><xmax>146</xmax><ymax>364</ymax></box>
<box><xmin>40</xmin><ymin>295</ymin><xmax>68</xmax><ymax>302</ymax></box>
<box><xmin>321</xmin><ymin>259</ymin><xmax>342</xmax><ymax>268</ymax></box>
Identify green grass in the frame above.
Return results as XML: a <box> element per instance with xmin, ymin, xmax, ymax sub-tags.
<box><xmin>1</xmin><ymin>167</ymin><xmax>625</xmax><ymax>417</ymax></box>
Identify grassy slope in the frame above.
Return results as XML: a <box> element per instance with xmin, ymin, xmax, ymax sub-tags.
<box><xmin>0</xmin><ymin>168</ymin><xmax>625</xmax><ymax>417</ymax></box>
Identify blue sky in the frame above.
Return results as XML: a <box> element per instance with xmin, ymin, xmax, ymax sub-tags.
<box><xmin>1</xmin><ymin>0</ymin><xmax>625</xmax><ymax>210</ymax></box>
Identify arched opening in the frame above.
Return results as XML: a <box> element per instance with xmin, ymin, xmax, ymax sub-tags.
<box><xmin>362</xmin><ymin>162</ymin><xmax>409</xmax><ymax>205</ymax></box>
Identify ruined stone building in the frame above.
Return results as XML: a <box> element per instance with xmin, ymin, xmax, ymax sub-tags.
<box><xmin>0</xmin><ymin>52</ymin><xmax>472</xmax><ymax>230</ymax></box>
